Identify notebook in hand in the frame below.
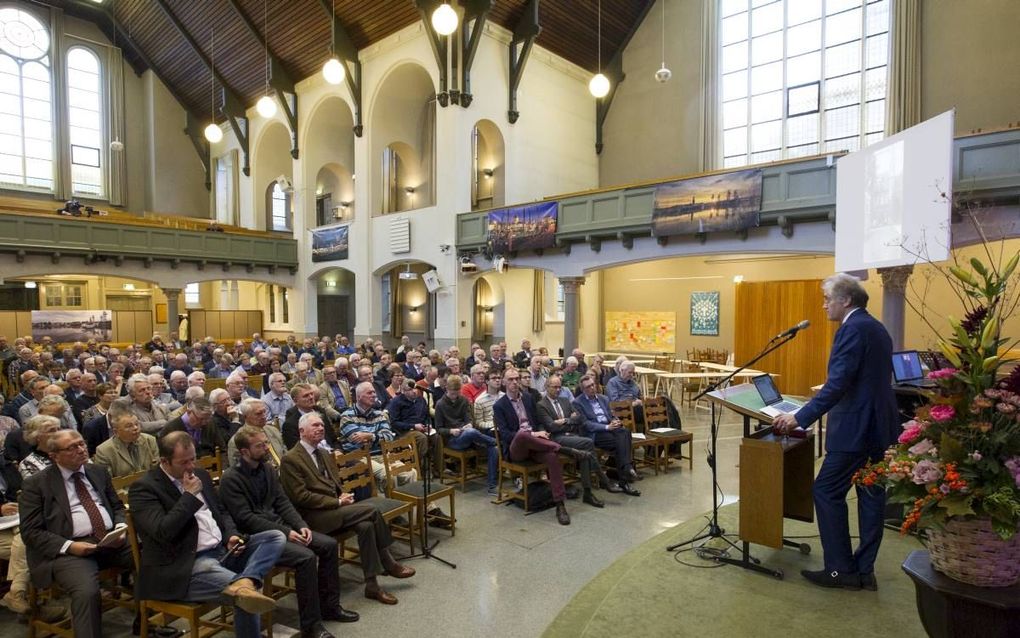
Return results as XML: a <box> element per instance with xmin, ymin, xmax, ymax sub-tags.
<box><xmin>751</xmin><ymin>374</ymin><xmax>802</xmax><ymax>418</ymax></box>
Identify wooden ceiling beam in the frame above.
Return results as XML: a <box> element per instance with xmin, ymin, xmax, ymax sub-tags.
<box><xmin>508</xmin><ymin>0</ymin><xmax>540</xmax><ymax>124</ymax></box>
<box><xmin>457</xmin><ymin>0</ymin><xmax>492</xmax><ymax>108</ymax></box>
<box><xmin>415</xmin><ymin>0</ymin><xmax>451</xmax><ymax>107</ymax></box>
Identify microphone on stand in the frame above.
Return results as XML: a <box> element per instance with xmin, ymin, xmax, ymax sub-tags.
<box><xmin>773</xmin><ymin>320</ymin><xmax>810</xmax><ymax>340</ymax></box>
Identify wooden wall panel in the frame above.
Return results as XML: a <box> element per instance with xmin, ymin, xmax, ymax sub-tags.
<box><xmin>187</xmin><ymin>311</ymin><xmax>263</xmax><ymax>340</ymax></box>
<box><xmin>0</xmin><ymin>313</ymin><xmax>18</xmax><ymax>340</ymax></box>
<box><xmin>734</xmin><ymin>280</ymin><xmax>839</xmax><ymax>397</ymax></box>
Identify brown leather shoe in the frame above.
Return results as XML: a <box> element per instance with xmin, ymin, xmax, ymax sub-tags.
<box><xmin>222</xmin><ymin>577</ymin><xmax>276</xmax><ymax>614</ymax></box>
<box><xmin>555</xmin><ymin>502</ymin><xmax>570</xmax><ymax>525</ymax></box>
<box><xmin>386</xmin><ymin>564</ymin><xmax>416</xmax><ymax>579</ymax></box>
<box><xmin>364</xmin><ymin>588</ymin><xmax>398</xmax><ymax>605</ymax></box>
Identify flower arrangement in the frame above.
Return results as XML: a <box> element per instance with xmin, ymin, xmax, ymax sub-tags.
<box><xmin>853</xmin><ymin>222</ymin><xmax>1020</xmax><ymax>540</ymax></box>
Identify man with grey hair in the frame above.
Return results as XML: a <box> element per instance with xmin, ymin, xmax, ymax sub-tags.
<box><xmin>35</xmin><ymin>392</ymin><xmax>76</xmax><ymax>432</ymax></box>
<box><xmin>263</xmin><ymin>372</ymin><xmax>295</xmax><ymax>422</ymax></box>
<box><xmin>118</xmin><ymin>373</ymin><xmax>170</xmax><ymax>435</ymax></box>
<box><xmin>168</xmin><ymin>369</ymin><xmax>189</xmax><ymax>403</ymax></box>
<box><xmin>93</xmin><ymin>411</ymin><xmax>158</xmax><ymax>478</ymax></box>
<box><xmin>15</xmin><ymin>378</ymin><xmax>52</xmax><ymax>426</ymax></box>
<box><xmin>227</xmin><ymin>398</ymin><xmax>286</xmax><ymax>469</ymax></box>
<box><xmin>148</xmin><ymin>372</ymin><xmax>181</xmax><ymax>412</ymax></box>
<box><xmin>210</xmin><ymin>387</ymin><xmax>242</xmax><ymax>439</ymax></box>
<box><xmin>773</xmin><ymin>273</ymin><xmax>898</xmax><ymax>591</ymax></box>
<box><xmin>187</xmin><ymin>370</ymin><xmax>207</xmax><ymax>388</ymax></box>
<box><xmin>160</xmin><ymin>397</ymin><xmax>225</xmax><ymax>459</ymax></box>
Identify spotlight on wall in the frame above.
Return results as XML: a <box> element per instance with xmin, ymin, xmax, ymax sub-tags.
<box><xmin>325</xmin><ymin>280</ymin><xmax>336</xmax><ymax>288</ymax></box>
<box><xmin>410</xmin><ymin>306</ymin><xmax>419</xmax><ymax>313</ymax></box>
<box><xmin>733</xmin><ymin>275</ymin><xmax>744</xmax><ymax>284</ymax></box>
<box><xmin>482</xmin><ymin>167</ymin><xmax>494</xmax><ymax>178</ymax></box>
<box><xmin>24</xmin><ymin>281</ymin><xmax>37</xmax><ymax>289</ymax></box>
<box><xmin>122</xmin><ymin>283</ymin><xmax>136</xmax><ymax>291</ymax></box>
<box><xmin>404</xmin><ymin>186</ymin><xmax>416</xmax><ymax>194</ymax></box>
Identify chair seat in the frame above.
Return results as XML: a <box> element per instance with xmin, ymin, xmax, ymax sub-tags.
<box><xmin>648</xmin><ymin>428</ymin><xmax>688</xmax><ymax>438</ymax></box>
<box><xmin>359</xmin><ymin>495</ymin><xmax>413</xmax><ymax>516</ymax></box>
<box><xmin>393</xmin><ymin>480</ymin><xmax>455</xmax><ymax>499</ymax></box>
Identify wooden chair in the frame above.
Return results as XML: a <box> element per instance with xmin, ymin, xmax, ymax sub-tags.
<box><xmin>491</xmin><ymin>432</ymin><xmax>553</xmax><ymax>511</ymax></box>
<box><xmin>609</xmin><ymin>400</ymin><xmax>660</xmax><ymax>476</ymax></box>
<box><xmin>438</xmin><ymin>435</ymin><xmax>486</xmax><ymax>492</ymax></box>
<box><xmin>333</xmin><ymin>448</ymin><xmax>416</xmax><ymax>556</ymax></box>
<box><xmin>652</xmin><ymin>355</ymin><xmax>673</xmax><ymax>372</ymax></box>
<box><xmin>379</xmin><ymin>438</ymin><xmax>457</xmax><ymax>538</ymax></box>
<box><xmin>204</xmin><ymin>377</ymin><xmax>227</xmax><ymax>392</ymax></box>
<box><xmin>112</xmin><ymin>469</ymin><xmax>149</xmax><ymax>502</ymax></box>
<box><xmin>124</xmin><ymin>511</ymin><xmax>238</xmax><ymax>638</ymax></box>
<box><xmin>197</xmin><ymin>448</ymin><xmax>224</xmax><ymax>482</ymax></box>
<box><xmin>27</xmin><ymin>565</ymin><xmax>136</xmax><ymax>638</ymax></box>
<box><xmin>246</xmin><ymin>374</ymin><xmax>264</xmax><ymax>397</ymax></box>
<box><xmin>643</xmin><ymin>396</ymin><xmax>694</xmax><ymax>472</ymax></box>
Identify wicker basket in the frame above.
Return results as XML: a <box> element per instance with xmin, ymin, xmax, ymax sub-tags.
<box><xmin>926</xmin><ymin>517</ymin><xmax>1020</xmax><ymax>587</ymax></box>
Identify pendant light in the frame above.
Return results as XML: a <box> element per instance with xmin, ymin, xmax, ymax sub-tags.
<box><xmin>588</xmin><ymin>0</ymin><xmax>610</xmax><ymax>98</ymax></box>
<box><xmin>256</xmin><ymin>0</ymin><xmax>277</xmax><ymax>118</ymax></box>
<box><xmin>432</xmin><ymin>2</ymin><xmax>458</xmax><ymax>36</ymax></box>
<box><xmin>655</xmin><ymin>0</ymin><xmax>672</xmax><ymax>83</ymax></box>
<box><xmin>204</xmin><ymin>27</ymin><xmax>223</xmax><ymax>143</ymax></box>
<box><xmin>321</xmin><ymin>0</ymin><xmax>345</xmax><ymax>84</ymax></box>
<box><xmin>109</xmin><ymin>0</ymin><xmax>124</xmax><ymax>151</ymax></box>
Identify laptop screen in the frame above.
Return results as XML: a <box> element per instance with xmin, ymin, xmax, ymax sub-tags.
<box><xmin>751</xmin><ymin>374</ymin><xmax>782</xmax><ymax>406</ymax></box>
<box><xmin>892</xmin><ymin>351</ymin><xmax>924</xmax><ymax>382</ymax></box>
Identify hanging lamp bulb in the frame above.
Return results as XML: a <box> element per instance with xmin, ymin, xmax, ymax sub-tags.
<box><xmin>256</xmin><ymin>94</ymin><xmax>277</xmax><ymax>118</ymax></box>
<box><xmin>204</xmin><ymin>123</ymin><xmax>223</xmax><ymax>143</ymax></box>
<box><xmin>589</xmin><ymin>73</ymin><xmax>610</xmax><ymax>98</ymax></box>
<box><xmin>322</xmin><ymin>56</ymin><xmax>345</xmax><ymax>84</ymax></box>
<box><xmin>655</xmin><ymin>63</ymin><xmax>672</xmax><ymax>83</ymax></box>
<box><xmin>654</xmin><ymin>0</ymin><xmax>671</xmax><ymax>83</ymax></box>
<box><xmin>110</xmin><ymin>139</ymin><xmax>124</xmax><ymax>152</ymax></box>
<box><xmin>432</xmin><ymin>2</ymin><xmax>458</xmax><ymax>36</ymax></box>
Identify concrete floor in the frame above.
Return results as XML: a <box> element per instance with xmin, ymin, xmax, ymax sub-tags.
<box><xmin>0</xmin><ymin>404</ymin><xmax>761</xmax><ymax>637</ymax></box>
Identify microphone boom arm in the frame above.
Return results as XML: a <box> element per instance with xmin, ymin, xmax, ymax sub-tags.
<box><xmin>693</xmin><ymin>331</ymin><xmax>800</xmax><ymax>402</ymax></box>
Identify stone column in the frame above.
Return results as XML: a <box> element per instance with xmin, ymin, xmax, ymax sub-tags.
<box><xmin>879</xmin><ymin>265</ymin><xmax>913</xmax><ymax>350</ymax></box>
<box><xmin>561</xmin><ymin>277</ymin><xmax>586</xmax><ymax>357</ymax></box>
<box><xmin>163</xmin><ymin>288</ymin><xmax>181</xmax><ymax>335</ymax></box>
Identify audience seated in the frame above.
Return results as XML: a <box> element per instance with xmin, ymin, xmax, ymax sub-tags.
<box><xmin>128</xmin><ymin>431</ymin><xmax>284</xmax><ymax>635</ymax></box>
<box><xmin>386</xmin><ymin>378</ymin><xmax>440</xmax><ymax>476</ymax></box>
<box><xmin>160</xmin><ymin>397</ymin><xmax>225</xmax><ymax>459</ymax></box>
<box><xmin>605</xmin><ymin>361</ymin><xmax>645</xmax><ymax>426</ymax></box>
<box><xmin>227</xmin><ymin>398</ymin><xmax>286</xmax><ymax>469</ymax></box>
<box><xmin>436</xmin><ymin>376</ymin><xmax>498</xmax><ymax>495</ymax></box>
<box><xmin>118</xmin><ymin>374</ymin><xmax>170</xmax><ymax>435</ymax></box>
<box><xmin>282</xmin><ymin>383</ymin><xmax>336</xmax><ymax>450</ymax></box>
<box><xmin>280</xmin><ymin>412</ymin><xmax>415</xmax><ymax>606</ymax></box>
<box><xmin>573</xmin><ymin>376</ymin><xmax>642</xmax><ymax>489</ymax></box>
<box><xmin>93</xmin><ymin>411</ymin><xmax>159</xmax><ymax>478</ymax></box>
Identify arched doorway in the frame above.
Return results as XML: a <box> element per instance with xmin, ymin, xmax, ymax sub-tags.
<box><xmin>310</xmin><ymin>268</ymin><xmax>356</xmax><ymax>340</ymax></box>
<box><xmin>376</xmin><ymin>261</ymin><xmax>437</xmax><ymax>348</ymax></box>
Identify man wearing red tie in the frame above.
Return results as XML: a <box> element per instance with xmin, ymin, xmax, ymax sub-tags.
<box><xmin>19</xmin><ymin>430</ymin><xmax>133</xmax><ymax>637</ymax></box>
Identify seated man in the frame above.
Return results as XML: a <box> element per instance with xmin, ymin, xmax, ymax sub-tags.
<box><xmin>573</xmin><ymin>376</ymin><xmax>642</xmax><ymax>490</ymax></box>
<box><xmin>262</xmin><ymin>372</ymin><xmax>295</xmax><ymax>424</ymax></box>
<box><xmin>282</xmin><ymin>383</ymin><xmax>336</xmax><ymax>450</ymax></box>
<box><xmin>129</xmin><ymin>431</ymin><xmax>284</xmax><ymax>635</ymax></box>
<box><xmin>435</xmin><ymin>376</ymin><xmax>498</xmax><ymax>496</ymax></box>
<box><xmin>605</xmin><ymin>360</ymin><xmax>644</xmax><ymax>426</ymax></box>
<box><xmin>385</xmin><ymin>378</ymin><xmax>440</xmax><ymax>477</ymax></box>
<box><xmin>280</xmin><ymin>413</ymin><xmax>415</xmax><ymax>605</ymax></box>
<box><xmin>220</xmin><ymin>426</ymin><xmax>359</xmax><ymax>637</ymax></box>
<box><xmin>493</xmin><ymin>368</ymin><xmax>571</xmax><ymax>526</ymax></box>
<box><xmin>93</xmin><ymin>410</ymin><xmax>159</xmax><ymax>478</ymax></box>
<box><xmin>536</xmin><ymin>375</ymin><xmax>627</xmax><ymax>507</ymax></box>
<box><xmin>160</xmin><ymin>397</ymin><xmax>226</xmax><ymax>459</ymax></box>
<box><xmin>19</xmin><ymin>430</ymin><xmax>134</xmax><ymax>637</ymax></box>
<box><xmin>210</xmin><ymin>388</ymin><xmax>243</xmax><ymax>439</ymax></box>
<box><xmin>471</xmin><ymin>369</ymin><xmax>504</xmax><ymax>434</ymax></box>
<box><xmin>227</xmin><ymin>398</ymin><xmax>286</xmax><ymax>469</ymax></box>
<box><xmin>118</xmin><ymin>373</ymin><xmax>170</xmax><ymax>435</ymax></box>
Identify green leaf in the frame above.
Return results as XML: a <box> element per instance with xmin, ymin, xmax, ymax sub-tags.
<box><xmin>940</xmin><ymin>433</ymin><xmax>965</xmax><ymax>463</ymax></box>
<box><xmin>938</xmin><ymin>494</ymin><xmax>976</xmax><ymax>517</ymax></box>
<box><xmin>992</xmin><ymin>519</ymin><xmax>1017</xmax><ymax>540</ymax></box>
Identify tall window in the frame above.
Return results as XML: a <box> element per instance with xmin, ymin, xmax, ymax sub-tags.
<box><xmin>67</xmin><ymin>47</ymin><xmax>104</xmax><ymax>197</ymax></box>
<box><xmin>184</xmin><ymin>282</ymin><xmax>200</xmax><ymax>306</ymax></box>
<box><xmin>0</xmin><ymin>7</ymin><xmax>53</xmax><ymax>191</ymax></box>
<box><xmin>719</xmin><ymin>0</ymin><xmax>889</xmax><ymax>168</ymax></box>
<box><xmin>281</xmin><ymin>288</ymin><xmax>289</xmax><ymax>324</ymax></box>
<box><xmin>268</xmin><ymin>182</ymin><xmax>291</xmax><ymax>232</ymax></box>
<box><xmin>268</xmin><ymin>284</ymin><xmax>276</xmax><ymax>323</ymax></box>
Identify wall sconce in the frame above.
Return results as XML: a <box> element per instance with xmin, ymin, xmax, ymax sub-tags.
<box><xmin>483</xmin><ymin>306</ymin><xmax>493</xmax><ymax>313</ymax></box>
<box><xmin>24</xmin><ymin>281</ymin><xmax>37</xmax><ymax>289</ymax></box>
<box><xmin>404</xmin><ymin>186</ymin><xmax>416</xmax><ymax>195</ymax></box>
<box><xmin>733</xmin><ymin>275</ymin><xmax>744</xmax><ymax>284</ymax></box>
<box><xmin>409</xmin><ymin>306</ymin><xmax>419</xmax><ymax>313</ymax></box>
<box><xmin>482</xmin><ymin>168</ymin><xmax>494</xmax><ymax>179</ymax></box>
<box><xmin>339</xmin><ymin>200</ymin><xmax>352</xmax><ymax>209</ymax></box>
<box><xmin>325</xmin><ymin>280</ymin><xmax>336</xmax><ymax>288</ymax></box>
<box><xmin>123</xmin><ymin>283</ymin><xmax>136</xmax><ymax>291</ymax></box>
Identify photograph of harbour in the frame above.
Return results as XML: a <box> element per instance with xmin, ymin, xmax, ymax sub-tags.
<box><xmin>651</xmin><ymin>169</ymin><xmax>763</xmax><ymax>237</ymax></box>
<box><xmin>32</xmin><ymin>310</ymin><xmax>112</xmax><ymax>342</ymax></box>
<box><xmin>312</xmin><ymin>224</ymin><xmax>350</xmax><ymax>262</ymax></box>
<box><xmin>487</xmin><ymin>201</ymin><xmax>558</xmax><ymax>254</ymax></box>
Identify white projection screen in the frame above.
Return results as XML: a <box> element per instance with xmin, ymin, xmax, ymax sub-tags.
<box><xmin>835</xmin><ymin>110</ymin><xmax>954</xmax><ymax>272</ymax></box>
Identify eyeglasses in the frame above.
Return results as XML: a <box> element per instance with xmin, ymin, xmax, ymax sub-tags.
<box><xmin>56</xmin><ymin>441</ymin><xmax>87</xmax><ymax>452</ymax></box>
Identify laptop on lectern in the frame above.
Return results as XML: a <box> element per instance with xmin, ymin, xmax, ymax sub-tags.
<box><xmin>891</xmin><ymin>350</ymin><xmax>937</xmax><ymax>388</ymax></box>
<box><xmin>751</xmin><ymin>374</ymin><xmax>802</xmax><ymax>418</ymax></box>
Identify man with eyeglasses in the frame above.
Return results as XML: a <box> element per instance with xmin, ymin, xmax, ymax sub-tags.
<box><xmin>19</xmin><ymin>430</ymin><xmax>133</xmax><ymax>637</ymax></box>
<box><xmin>573</xmin><ymin>376</ymin><xmax>642</xmax><ymax>494</ymax></box>
<box><xmin>493</xmin><ymin>368</ymin><xmax>571</xmax><ymax>525</ymax></box>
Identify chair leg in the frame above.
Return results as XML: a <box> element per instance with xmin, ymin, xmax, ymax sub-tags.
<box><xmin>448</xmin><ymin>494</ymin><xmax>456</xmax><ymax>536</ymax></box>
<box><xmin>189</xmin><ymin>609</ymin><xmax>200</xmax><ymax>638</ymax></box>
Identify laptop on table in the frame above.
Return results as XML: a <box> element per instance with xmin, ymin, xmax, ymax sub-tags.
<box><xmin>751</xmin><ymin>374</ymin><xmax>802</xmax><ymax>418</ymax></box>
<box><xmin>891</xmin><ymin>350</ymin><xmax>937</xmax><ymax>388</ymax></box>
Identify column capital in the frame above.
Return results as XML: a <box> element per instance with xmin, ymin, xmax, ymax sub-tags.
<box><xmin>878</xmin><ymin>265</ymin><xmax>913</xmax><ymax>294</ymax></box>
<box><xmin>559</xmin><ymin>276</ymin><xmax>586</xmax><ymax>294</ymax></box>
<box><xmin>161</xmin><ymin>287</ymin><xmax>182</xmax><ymax>297</ymax></box>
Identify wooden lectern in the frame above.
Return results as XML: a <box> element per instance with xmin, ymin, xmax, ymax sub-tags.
<box><xmin>708</xmin><ymin>383</ymin><xmax>815</xmax><ymax>576</ymax></box>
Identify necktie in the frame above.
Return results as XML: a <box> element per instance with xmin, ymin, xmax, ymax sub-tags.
<box><xmin>267</xmin><ymin>443</ymin><xmax>281</xmax><ymax>469</ymax></box>
<box><xmin>553</xmin><ymin>400</ymin><xmax>564</xmax><ymax>420</ymax></box>
<box><xmin>72</xmin><ymin>472</ymin><xmax>107</xmax><ymax>540</ymax></box>
<box><xmin>128</xmin><ymin>443</ymin><xmax>141</xmax><ymax>469</ymax></box>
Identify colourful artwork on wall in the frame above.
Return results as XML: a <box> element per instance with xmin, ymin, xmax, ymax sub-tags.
<box><xmin>604</xmin><ymin>311</ymin><xmax>676</xmax><ymax>353</ymax></box>
<box><xmin>651</xmin><ymin>169</ymin><xmax>762</xmax><ymax>236</ymax></box>
<box><xmin>487</xmin><ymin>201</ymin><xmax>558</xmax><ymax>254</ymax></box>
<box><xmin>690</xmin><ymin>291</ymin><xmax>720</xmax><ymax>336</ymax></box>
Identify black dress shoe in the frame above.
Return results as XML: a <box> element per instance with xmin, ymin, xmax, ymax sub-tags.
<box><xmin>627</xmin><ymin>468</ymin><xmax>642</xmax><ymax>482</ymax></box>
<box><xmin>601</xmin><ymin>480</ymin><xmax>623</xmax><ymax>493</ymax></box>
<box><xmin>555</xmin><ymin>503</ymin><xmax>571</xmax><ymax>525</ymax></box>
<box><xmin>321</xmin><ymin>606</ymin><xmax>360</xmax><ymax>622</ymax></box>
<box><xmin>301</xmin><ymin>623</ymin><xmax>336</xmax><ymax>638</ymax></box>
<box><xmin>582</xmin><ymin>490</ymin><xmax>604</xmax><ymax>508</ymax></box>
<box><xmin>859</xmin><ymin>573</ymin><xmax>878</xmax><ymax>591</ymax></box>
<box><xmin>801</xmin><ymin>569</ymin><xmax>861</xmax><ymax>590</ymax></box>
<box><xmin>619</xmin><ymin>482</ymin><xmax>641</xmax><ymax>497</ymax></box>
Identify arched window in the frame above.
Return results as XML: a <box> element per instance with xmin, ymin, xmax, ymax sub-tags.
<box><xmin>268</xmin><ymin>182</ymin><xmax>291</xmax><ymax>232</ymax></box>
<box><xmin>0</xmin><ymin>6</ymin><xmax>53</xmax><ymax>191</ymax></box>
<box><xmin>66</xmin><ymin>46</ymin><xmax>104</xmax><ymax>197</ymax></box>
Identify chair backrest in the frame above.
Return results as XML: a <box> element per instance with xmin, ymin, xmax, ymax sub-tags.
<box><xmin>125</xmin><ymin>511</ymin><xmax>142</xmax><ymax>572</ymax></box>
<box><xmin>609</xmin><ymin>400</ymin><xmax>637</xmax><ymax>432</ymax></box>
<box><xmin>643</xmin><ymin>396</ymin><xmax>670</xmax><ymax>428</ymax></box>
<box><xmin>197</xmin><ymin>448</ymin><xmax>222</xmax><ymax>480</ymax></box>
<box><xmin>653</xmin><ymin>355</ymin><xmax>672</xmax><ymax>372</ymax></box>
<box><xmin>333</xmin><ymin>448</ymin><xmax>377</xmax><ymax>497</ymax></box>
<box><xmin>379</xmin><ymin>438</ymin><xmax>420</xmax><ymax>494</ymax></box>
<box><xmin>247</xmin><ymin>374</ymin><xmax>263</xmax><ymax>396</ymax></box>
<box><xmin>111</xmin><ymin>469</ymin><xmax>148</xmax><ymax>497</ymax></box>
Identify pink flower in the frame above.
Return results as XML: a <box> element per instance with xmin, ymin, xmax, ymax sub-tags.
<box><xmin>927</xmin><ymin>368</ymin><xmax>958</xmax><ymax>380</ymax></box>
<box><xmin>997</xmin><ymin>402</ymin><xmax>1017</xmax><ymax>415</ymax></box>
<box><xmin>898</xmin><ymin>420</ymin><xmax>926</xmax><ymax>444</ymax></box>
<box><xmin>912</xmin><ymin>459</ymin><xmax>943</xmax><ymax>485</ymax></box>
<box><xmin>908</xmin><ymin>439</ymin><xmax>936</xmax><ymax>456</ymax></box>
<box><xmin>929</xmin><ymin>404</ymin><xmax>956</xmax><ymax>422</ymax></box>
<box><xmin>969</xmin><ymin>451</ymin><xmax>983</xmax><ymax>462</ymax></box>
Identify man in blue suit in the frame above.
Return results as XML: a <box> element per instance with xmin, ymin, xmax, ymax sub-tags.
<box><xmin>774</xmin><ymin>273</ymin><xmax>899</xmax><ymax>591</ymax></box>
<box><xmin>572</xmin><ymin>376</ymin><xmax>641</xmax><ymax>496</ymax></box>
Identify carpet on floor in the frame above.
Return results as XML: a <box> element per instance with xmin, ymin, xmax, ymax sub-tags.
<box><xmin>544</xmin><ymin>501</ymin><xmax>928</xmax><ymax>638</ymax></box>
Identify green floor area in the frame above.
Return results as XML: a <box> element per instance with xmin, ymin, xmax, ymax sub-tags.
<box><xmin>545</xmin><ymin>503</ymin><xmax>928</xmax><ymax>638</ymax></box>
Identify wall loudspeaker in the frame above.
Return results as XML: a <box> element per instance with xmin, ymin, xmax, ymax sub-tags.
<box><xmin>422</xmin><ymin>270</ymin><xmax>442</xmax><ymax>293</ymax></box>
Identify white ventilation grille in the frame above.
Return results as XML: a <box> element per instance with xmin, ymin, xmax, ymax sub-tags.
<box><xmin>389</xmin><ymin>218</ymin><xmax>410</xmax><ymax>254</ymax></box>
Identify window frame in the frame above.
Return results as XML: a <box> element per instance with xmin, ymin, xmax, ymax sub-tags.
<box><xmin>65</xmin><ymin>43</ymin><xmax>106</xmax><ymax>199</ymax></box>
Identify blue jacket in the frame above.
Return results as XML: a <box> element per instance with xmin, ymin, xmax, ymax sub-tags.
<box><xmin>794</xmin><ymin>309</ymin><xmax>899</xmax><ymax>453</ymax></box>
<box><xmin>571</xmin><ymin>393</ymin><xmax>615</xmax><ymax>438</ymax></box>
<box><xmin>492</xmin><ymin>393</ymin><xmax>538</xmax><ymax>459</ymax></box>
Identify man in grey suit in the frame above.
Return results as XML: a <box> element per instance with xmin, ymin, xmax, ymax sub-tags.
<box><xmin>93</xmin><ymin>410</ymin><xmax>159</xmax><ymax>478</ymax></box>
<box><xmin>535</xmin><ymin>374</ymin><xmax>621</xmax><ymax>508</ymax></box>
<box><xmin>19</xmin><ymin>430</ymin><xmax>134</xmax><ymax>637</ymax></box>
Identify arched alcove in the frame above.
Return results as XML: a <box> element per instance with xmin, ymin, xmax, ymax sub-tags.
<box><xmin>369</xmin><ymin>63</ymin><xmax>435</xmax><ymax>215</ymax></box>
<box><xmin>472</xmin><ymin>119</ymin><xmax>505</xmax><ymax>210</ymax></box>
<box><xmin>303</xmin><ymin>97</ymin><xmax>356</xmax><ymax>227</ymax></box>
<box><xmin>308</xmin><ymin>267</ymin><xmax>356</xmax><ymax>339</ymax></box>
<box><xmin>252</xmin><ymin>122</ymin><xmax>293</xmax><ymax>232</ymax></box>
<box><xmin>374</xmin><ymin>260</ymin><xmax>437</xmax><ymax>347</ymax></box>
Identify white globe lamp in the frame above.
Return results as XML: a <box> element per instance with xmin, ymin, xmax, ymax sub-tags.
<box><xmin>204</xmin><ymin>123</ymin><xmax>223</xmax><ymax>143</ymax></box>
<box><xmin>256</xmin><ymin>95</ymin><xmax>277</xmax><ymax>118</ymax></box>
<box><xmin>322</xmin><ymin>57</ymin><xmax>345</xmax><ymax>85</ymax></box>
<box><xmin>432</xmin><ymin>2</ymin><xmax>458</xmax><ymax>36</ymax></box>
<box><xmin>588</xmin><ymin>73</ymin><xmax>610</xmax><ymax>98</ymax></box>
<box><xmin>655</xmin><ymin>64</ymin><xmax>672</xmax><ymax>83</ymax></box>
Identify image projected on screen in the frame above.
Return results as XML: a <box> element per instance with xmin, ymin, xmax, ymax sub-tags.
<box><xmin>835</xmin><ymin>110</ymin><xmax>953</xmax><ymax>272</ymax></box>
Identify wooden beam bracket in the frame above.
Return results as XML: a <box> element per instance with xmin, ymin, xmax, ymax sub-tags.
<box><xmin>508</xmin><ymin>0</ymin><xmax>540</xmax><ymax>123</ymax></box>
<box><xmin>184</xmin><ymin>113</ymin><xmax>213</xmax><ymax>190</ymax></box>
<box><xmin>318</xmin><ymin>0</ymin><xmax>364</xmax><ymax>136</ymax></box>
<box><xmin>595</xmin><ymin>55</ymin><xmax>624</xmax><ymax>155</ymax></box>
<box><xmin>417</xmin><ymin>0</ymin><xmax>451</xmax><ymax>107</ymax></box>
<box><xmin>459</xmin><ymin>0</ymin><xmax>492</xmax><ymax>108</ymax></box>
